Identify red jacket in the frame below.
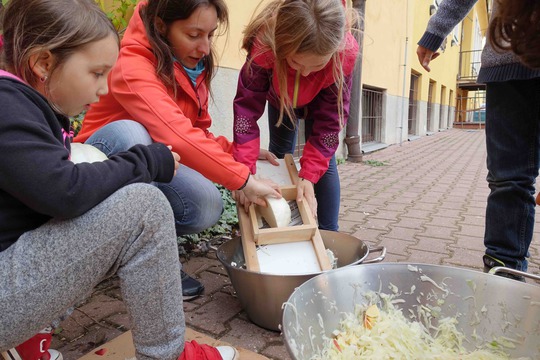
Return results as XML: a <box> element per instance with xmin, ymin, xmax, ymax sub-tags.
<box><xmin>76</xmin><ymin>2</ymin><xmax>249</xmax><ymax>190</ymax></box>
<box><xmin>232</xmin><ymin>33</ymin><xmax>359</xmax><ymax>183</ymax></box>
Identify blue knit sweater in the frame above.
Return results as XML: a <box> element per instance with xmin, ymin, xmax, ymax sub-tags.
<box><xmin>418</xmin><ymin>0</ymin><xmax>540</xmax><ymax>83</ymax></box>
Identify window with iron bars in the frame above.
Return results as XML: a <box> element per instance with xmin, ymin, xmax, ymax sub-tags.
<box><xmin>427</xmin><ymin>81</ymin><xmax>435</xmax><ymax>131</ymax></box>
<box><xmin>408</xmin><ymin>73</ymin><xmax>420</xmax><ymax>135</ymax></box>
<box><xmin>362</xmin><ymin>86</ymin><xmax>383</xmax><ymax>144</ymax></box>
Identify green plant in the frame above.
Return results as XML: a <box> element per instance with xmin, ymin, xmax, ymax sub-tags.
<box><xmin>0</xmin><ymin>0</ymin><xmax>137</xmax><ymax>33</ymax></box>
<box><xmin>70</xmin><ymin>111</ymin><xmax>85</xmax><ymax>137</ymax></box>
<box><xmin>177</xmin><ymin>184</ymin><xmax>238</xmax><ymax>246</ymax></box>
<box><xmin>100</xmin><ymin>0</ymin><xmax>138</xmax><ymax>34</ymax></box>
<box><xmin>364</xmin><ymin>159</ymin><xmax>388</xmax><ymax>167</ymax></box>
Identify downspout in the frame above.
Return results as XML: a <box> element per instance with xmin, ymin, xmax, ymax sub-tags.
<box><xmin>345</xmin><ymin>0</ymin><xmax>366</xmax><ymax>163</ymax></box>
<box><xmin>399</xmin><ymin>0</ymin><xmax>410</xmax><ymax>146</ymax></box>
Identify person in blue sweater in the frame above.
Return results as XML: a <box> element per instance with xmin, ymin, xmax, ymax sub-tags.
<box><xmin>417</xmin><ymin>0</ymin><xmax>540</xmax><ymax>281</ymax></box>
<box><xmin>0</xmin><ymin>0</ymin><xmax>238</xmax><ymax>359</ymax></box>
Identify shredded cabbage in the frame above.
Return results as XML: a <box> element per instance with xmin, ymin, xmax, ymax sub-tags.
<box><xmin>312</xmin><ymin>292</ymin><xmax>530</xmax><ymax>360</ymax></box>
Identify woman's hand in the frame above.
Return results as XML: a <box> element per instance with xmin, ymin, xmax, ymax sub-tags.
<box><xmin>232</xmin><ymin>176</ymin><xmax>281</xmax><ymax>212</ymax></box>
<box><xmin>258</xmin><ymin>148</ymin><xmax>280</xmax><ymax>165</ymax></box>
<box><xmin>167</xmin><ymin>145</ymin><xmax>180</xmax><ymax>176</ymax></box>
<box><xmin>296</xmin><ymin>178</ymin><xmax>317</xmax><ymax>220</ymax></box>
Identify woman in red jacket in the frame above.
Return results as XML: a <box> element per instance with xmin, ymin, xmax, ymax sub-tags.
<box><xmin>232</xmin><ymin>0</ymin><xmax>359</xmax><ymax>231</ymax></box>
<box><xmin>75</xmin><ymin>0</ymin><xmax>280</xmax><ymax>298</ymax></box>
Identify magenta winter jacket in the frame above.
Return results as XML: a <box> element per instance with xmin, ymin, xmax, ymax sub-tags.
<box><xmin>232</xmin><ymin>33</ymin><xmax>359</xmax><ymax>183</ymax></box>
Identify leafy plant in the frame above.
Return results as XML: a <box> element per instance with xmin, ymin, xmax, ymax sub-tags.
<box><xmin>177</xmin><ymin>184</ymin><xmax>238</xmax><ymax>246</ymax></box>
<box><xmin>1</xmin><ymin>0</ymin><xmax>137</xmax><ymax>32</ymax></box>
<box><xmin>70</xmin><ymin>111</ymin><xmax>85</xmax><ymax>137</ymax></box>
<box><xmin>100</xmin><ymin>0</ymin><xmax>138</xmax><ymax>34</ymax></box>
<box><xmin>364</xmin><ymin>159</ymin><xmax>388</xmax><ymax>167</ymax></box>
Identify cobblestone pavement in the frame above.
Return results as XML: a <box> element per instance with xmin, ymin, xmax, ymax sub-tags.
<box><xmin>51</xmin><ymin>128</ymin><xmax>540</xmax><ymax>359</ymax></box>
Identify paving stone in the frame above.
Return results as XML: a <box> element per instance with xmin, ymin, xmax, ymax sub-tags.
<box><xmin>187</xmin><ymin>292</ymin><xmax>243</xmax><ymax>335</ymax></box>
<box><xmin>385</xmin><ymin>226</ymin><xmax>421</xmax><ymax>240</ymax></box>
<box><xmin>422</xmin><ymin>224</ymin><xmax>458</xmax><ymax>239</ymax></box>
<box><xmin>453</xmin><ymin>235</ymin><xmax>486</xmax><ymax>252</ymax></box>
<box><xmin>74</xmin><ymin>294</ymin><xmax>126</xmax><ymax>325</ymax></box>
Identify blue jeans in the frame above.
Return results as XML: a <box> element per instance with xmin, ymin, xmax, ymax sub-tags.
<box><xmin>267</xmin><ymin>105</ymin><xmax>340</xmax><ymax>231</ymax></box>
<box><xmin>85</xmin><ymin>120</ymin><xmax>223</xmax><ymax>236</ymax></box>
<box><xmin>484</xmin><ymin>79</ymin><xmax>540</xmax><ymax>272</ymax></box>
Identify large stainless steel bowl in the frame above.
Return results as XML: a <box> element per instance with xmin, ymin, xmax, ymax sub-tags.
<box><xmin>282</xmin><ymin>263</ymin><xmax>540</xmax><ymax>359</ymax></box>
<box><xmin>217</xmin><ymin>230</ymin><xmax>385</xmax><ymax>331</ymax></box>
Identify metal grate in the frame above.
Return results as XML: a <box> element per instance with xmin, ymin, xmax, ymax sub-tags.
<box><xmin>456</xmin><ymin>90</ymin><xmax>486</xmax><ymax>123</ymax></box>
<box><xmin>293</xmin><ymin>120</ymin><xmax>306</xmax><ymax>158</ymax></box>
<box><xmin>458</xmin><ymin>50</ymin><xmax>483</xmax><ymax>81</ymax></box>
<box><xmin>408</xmin><ymin>73</ymin><xmax>419</xmax><ymax>135</ymax></box>
<box><xmin>427</xmin><ymin>81</ymin><xmax>435</xmax><ymax>131</ymax></box>
<box><xmin>361</xmin><ymin>87</ymin><xmax>383</xmax><ymax>144</ymax></box>
<box><xmin>439</xmin><ymin>86</ymin><xmax>447</xmax><ymax>129</ymax></box>
<box><xmin>448</xmin><ymin>89</ymin><xmax>454</xmax><ymax>126</ymax></box>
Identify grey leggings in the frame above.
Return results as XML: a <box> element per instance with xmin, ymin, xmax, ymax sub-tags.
<box><xmin>0</xmin><ymin>184</ymin><xmax>185</xmax><ymax>360</ymax></box>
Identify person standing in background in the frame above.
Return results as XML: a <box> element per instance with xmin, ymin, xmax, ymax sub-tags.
<box><xmin>417</xmin><ymin>0</ymin><xmax>540</xmax><ymax>281</ymax></box>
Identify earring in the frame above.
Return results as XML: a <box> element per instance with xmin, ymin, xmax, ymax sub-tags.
<box><xmin>40</xmin><ymin>74</ymin><xmax>48</xmax><ymax>83</ymax></box>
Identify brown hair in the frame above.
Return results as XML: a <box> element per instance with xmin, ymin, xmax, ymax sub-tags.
<box><xmin>140</xmin><ymin>0</ymin><xmax>229</xmax><ymax>97</ymax></box>
<box><xmin>242</xmin><ymin>0</ymin><xmax>358</xmax><ymax>128</ymax></box>
<box><xmin>0</xmin><ymin>0</ymin><xmax>118</xmax><ymax>87</ymax></box>
<box><xmin>489</xmin><ymin>0</ymin><xmax>540</xmax><ymax>69</ymax></box>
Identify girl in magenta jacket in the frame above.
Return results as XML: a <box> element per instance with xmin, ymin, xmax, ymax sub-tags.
<box><xmin>233</xmin><ymin>0</ymin><xmax>359</xmax><ymax>231</ymax></box>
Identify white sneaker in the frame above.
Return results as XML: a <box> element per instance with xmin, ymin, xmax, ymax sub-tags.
<box><xmin>216</xmin><ymin>346</ymin><xmax>239</xmax><ymax>360</ymax></box>
<box><xmin>48</xmin><ymin>349</ymin><xmax>63</xmax><ymax>360</ymax></box>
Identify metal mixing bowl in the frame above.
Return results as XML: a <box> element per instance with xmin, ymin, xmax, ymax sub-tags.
<box><xmin>217</xmin><ymin>230</ymin><xmax>385</xmax><ymax>331</ymax></box>
<box><xmin>282</xmin><ymin>263</ymin><xmax>540</xmax><ymax>359</ymax></box>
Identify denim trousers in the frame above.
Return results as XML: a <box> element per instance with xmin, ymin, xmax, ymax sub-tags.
<box><xmin>484</xmin><ymin>79</ymin><xmax>540</xmax><ymax>271</ymax></box>
<box><xmin>267</xmin><ymin>105</ymin><xmax>340</xmax><ymax>231</ymax></box>
<box><xmin>85</xmin><ymin>120</ymin><xmax>223</xmax><ymax>236</ymax></box>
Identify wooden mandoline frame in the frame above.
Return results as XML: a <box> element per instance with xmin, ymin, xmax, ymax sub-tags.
<box><xmin>237</xmin><ymin>154</ymin><xmax>332</xmax><ymax>272</ymax></box>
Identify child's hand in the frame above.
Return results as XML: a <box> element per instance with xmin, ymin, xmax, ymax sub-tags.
<box><xmin>167</xmin><ymin>145</ymin><xmax>180</xmax><ymax>176</ymax></box>
<box><xmin>236</xmin><ymin>176</ymin><xmax>281</xmax><ymax>212</ymax></box>
<box><xmin>296</xmin><ymin>178</ymin><xmax>317</xmax><ymax>220</ymax></box>
<box><xmin>258</xmin><ymin>149</ymin><xmax>279</xmax><ymax>166</ymax></box>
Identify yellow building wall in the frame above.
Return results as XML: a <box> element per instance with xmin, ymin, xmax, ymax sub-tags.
<box><xmin>99</xmin><ymin>0</ymin><xmax>486</xmax><ymax>106</ymax></box>
<box><xmin>411</xmin><ymin>0</ymin><xmax>460</xmax><ymax>107</ymax></box>
<box><xmin>361</xmin><ymin>0</ymin><xmax>412</xmax><ymax>96</ymax></box>
<box><xmin>214</xmin><ymin>0</ymin><xmax>271</xmax><ymax>69</ymax></box>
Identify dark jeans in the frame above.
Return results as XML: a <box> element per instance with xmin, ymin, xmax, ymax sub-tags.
<box><xmin>484</xmin><ymin>79</ymin><xmax>540</xmax><ymax>271</ymax></box>
<box><xmin>267</xmin><ymin>105</ymin><xmax>340</xmax><ymax>231</ymax></box>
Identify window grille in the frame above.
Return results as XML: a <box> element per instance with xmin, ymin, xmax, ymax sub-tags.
<box><xmin>408</xmin><ymin>73</ymin><xmax>420</xmax><ymax>135</ymax></box>
<box><xmin>361</xmin><ymin>87</ymin><xmax>383</xmax><ymax>144</ymax></box>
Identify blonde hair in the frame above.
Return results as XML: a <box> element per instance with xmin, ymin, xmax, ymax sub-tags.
<box><xmin>0</xmin><ymin>0</ymin><xmax>118</xmax><ymax>87</ymax></box>
<box><xmin>242</xmin><ymin>0</ymin><xmax>358</xmax><ymax>128</ymax></box>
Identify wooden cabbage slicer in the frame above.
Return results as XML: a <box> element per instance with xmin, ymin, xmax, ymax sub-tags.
<box><xmin>237</xmin><ymin>154</ymin><xmax>332</xmax><ymax>272</ymax></box>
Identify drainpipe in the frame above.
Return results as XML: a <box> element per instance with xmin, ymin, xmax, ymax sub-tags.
<box><xmin>345</xmin><ymin>0</ymin><xmax>366</xmax><ymax>163</ymax></box>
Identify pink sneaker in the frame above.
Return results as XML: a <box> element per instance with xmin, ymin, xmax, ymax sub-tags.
<box><xmin>6</xmin><ymin>327</ymin><xmax>63</xmax><ymax>360</ymax></box>
<box><xmin>178</xmin><ymin>340</ymin><xmax>239</xmax><ymax>360</ymax></box>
